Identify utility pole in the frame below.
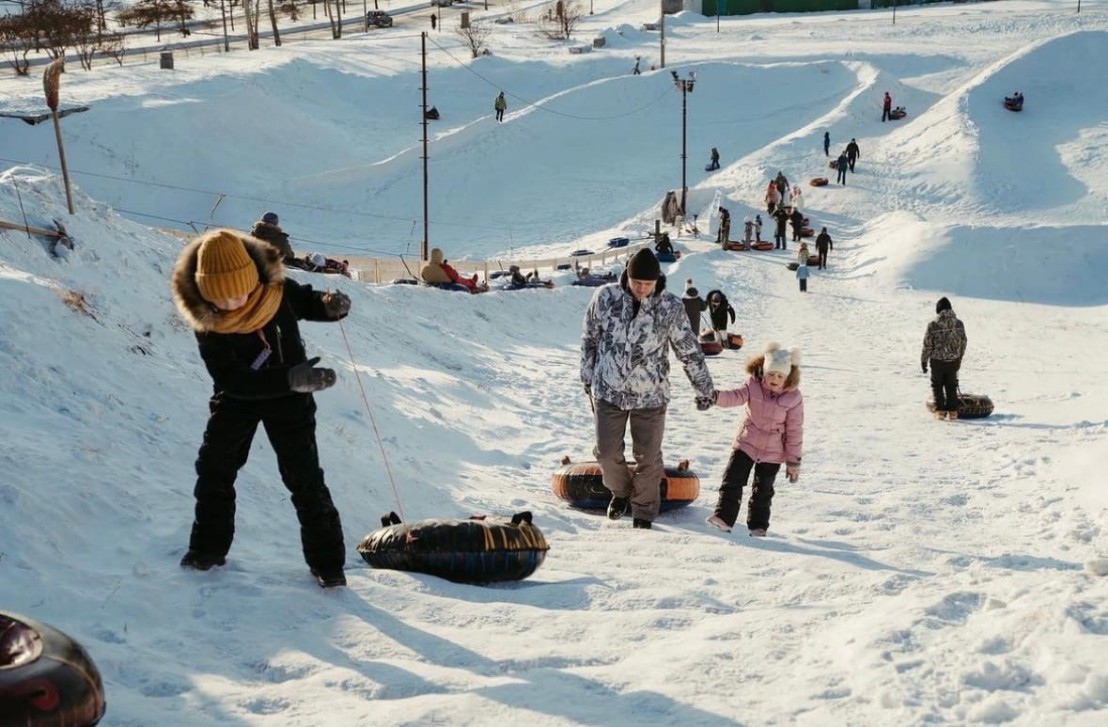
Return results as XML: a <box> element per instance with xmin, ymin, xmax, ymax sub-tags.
<box><xmin>660</xmin><ymin>5</ymin><xmax>666</xmax><ymax>70</ymax></box>
<box><xmin>672</xmin><ymin>71</ymin><xmax>695</xmax><ymax>216</ymax></box>
<box><xmin>420</xmin><ymin>32</ymin><xmax>429</xmax><ymax>263</ymax></box>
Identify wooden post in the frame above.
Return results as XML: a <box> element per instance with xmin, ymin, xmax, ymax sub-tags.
<box><xmin>42</xmin><ymin>60</ymin><xmax>74</xmax><ymax>215</ymax></box>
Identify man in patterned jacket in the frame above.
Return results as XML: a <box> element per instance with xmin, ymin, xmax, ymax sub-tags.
<box><xmin>581</xmin><ymin>248</ymin><xmax>716</xmax><ymax>529</ymax></box>
<box><xmin>921</xmin><ymin>296</ymin><xmax>968</xmax><ymax>421</ymax></box>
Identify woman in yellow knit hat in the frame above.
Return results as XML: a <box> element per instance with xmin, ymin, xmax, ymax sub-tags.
<box><xmin>171</xmin><ymin>229</ymin><xmax>351</xmax><ymax>588</ymax></box>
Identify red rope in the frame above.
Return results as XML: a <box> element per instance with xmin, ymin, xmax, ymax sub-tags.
<box><xmin>337</xmin><ymin>319</ymin><xmax>408</xmax><ymax>526</ymax></box>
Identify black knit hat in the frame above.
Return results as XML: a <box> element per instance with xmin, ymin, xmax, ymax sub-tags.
<box><xmin>936</xmin><ymin>296</ymin><xmax>952</xmax><ymax>313</ymax></box>
<box><xmin>627</xmin><ymin>248</ymin><xmax>660</xmax><ymax>281</ymax></box>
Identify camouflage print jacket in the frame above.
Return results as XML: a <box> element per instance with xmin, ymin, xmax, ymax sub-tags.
<box><xmin>921</xmin><ymin>310</ymin><xmax>967</xmax><ymax>366</ymax></box>
<box><xmin>581</xmin><ymin>273</ymin><xmax>714</xmax><ymax>410</ymax></box>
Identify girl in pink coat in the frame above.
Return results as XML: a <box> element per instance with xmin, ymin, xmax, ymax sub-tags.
<box><xmin>706</xmin><ymin>343</ymin><xmax>804</xmax><ymax>536</ymax></box>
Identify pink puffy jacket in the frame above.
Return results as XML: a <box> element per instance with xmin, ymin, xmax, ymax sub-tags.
<box><xmin>716</xmin><ymin>376</ymin><xmax>804</xmax><ymax>465</ymax></box>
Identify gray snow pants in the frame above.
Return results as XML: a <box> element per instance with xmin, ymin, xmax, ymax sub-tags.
<box><xmin>593</xmin><ymin>399</ymin><xmax>667</xmax><ymax>522</ymax></box>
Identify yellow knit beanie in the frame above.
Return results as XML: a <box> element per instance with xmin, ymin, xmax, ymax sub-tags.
<box><xmin>195</xmin><ymin>230</ymin><xmax>258</xmax><ymax>303</ymax></box>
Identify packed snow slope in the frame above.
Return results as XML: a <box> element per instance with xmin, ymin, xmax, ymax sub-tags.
<box><xmin>2</xmin><ymin>2</ymin><xmax>1108</xmax><ymax>726</ymax></box>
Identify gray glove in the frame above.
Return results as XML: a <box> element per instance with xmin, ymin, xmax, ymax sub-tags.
<box><xmin>323</xmin><ymin>291</ymin><xmax>351</xmax><ymax>318</ymax></box>
<box><xmin>288</xmin><ymin>357</ymin><xmax>336</xmax><ymax>393</ymax></box>
<box><xmin>696</xmin><ymin>390</ymin><xmax>717</xmax><ymax>411</ymax></box>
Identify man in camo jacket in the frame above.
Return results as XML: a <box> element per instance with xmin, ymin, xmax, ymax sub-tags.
<box><xmin>581</xmin><ymin>248</ymin><xmax>716</xmax><ymax>530</ymax></box>
<box><xmin>921</xmin><ymin>296</ymin><xmax>968</xmax><ymax>420</ymax></box>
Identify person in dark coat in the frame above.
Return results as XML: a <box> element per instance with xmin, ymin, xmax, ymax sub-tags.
<box><xmin>655</xmin><ymin>232</ymin><xmax>674</xmax><ymax>255</ymax></box>
<box><xmin>494</xmin><ymin>91</ymin><xmax>507</xmax><ymax>123</ymax></box>
<box><xmin>882</xmin><ymin>91</ymin><xmax>893</xmax><ymax>122</ymax></box>
<box><xmin>789</xmin><ymin>208</ymin><xmax>804</xmax><ymax>243</ymax></box>
<box><xmin>836</xmin><ymin>151</ymin><xmax>849</xmax><ymax>185</ymax></box>
<box><xmin>823</xmin><ymin>131</ymin><xmax>830</xmax><ymax>157</ymax></box>
<box><xmin>250</xmin><ymin>212</ymin><xmax>296</xmax><ymax>264</ymax></box>
<box><xmin>170</xmin><ymin>229</ymin><xmax>350</xmax><ymax>588</ymax></box>
<box><xmin>814</xmin><ymin>227</ymin><xmax>833</xmax><ymax>269</ymax></box>
<box><xmin>706</xmin><ymin>147</ymin><xmax>720</xmax><ymax>171</ymax></box>
<box><xmin>682</xmin><ymin>279</ymin><xmax>707</xmax><ymax>336</ymax></box>
<box><xmin>845</xmin><ymin>138</ymin><xmax>860</xmax><ymax>172</ymax></box>
<box><xmin>773</xmin><ymin>205</ymin><xmax>789</xmax><ymax>250</ymax></box>
<box><xmin>921</xmin><ymin>297</ymin><xmax>968</xmax><ymax>421</ymax></box>
<box><xmin>717</xmin><ymin>207</ymin><xmax>731</xmax><ymax>246</ymax></box>
<box><xmin>705</xmin><ymin>289</ymin><xmax>735</xmax><ymax>334</ymax></box>
<box><xmin>774</xmin><ymin>171</ymin><xmax>789</xmax><ymax>198</ymax></box>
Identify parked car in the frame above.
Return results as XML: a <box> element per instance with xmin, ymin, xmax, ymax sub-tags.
<box><xmin>365</xmin><ymin>10</ymin><xmax>394</xmax><ymax>27</ymax></box>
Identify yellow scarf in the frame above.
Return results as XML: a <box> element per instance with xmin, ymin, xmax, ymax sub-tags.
<box><xmin>207</xmin><ymin>282</ymin><xmax>284</xmax><ymax>334</ymax></box>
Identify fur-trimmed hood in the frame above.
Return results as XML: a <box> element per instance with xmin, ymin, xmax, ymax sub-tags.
<box><xmin>171</xmin><ymin>234</ymin><xmax>286</xmax><ymax>332</ymax></box>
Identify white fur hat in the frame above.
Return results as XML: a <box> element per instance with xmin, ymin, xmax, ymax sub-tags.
<box><xmin>763</xmin><ymin>342</ymin><xmax>800</xmax><ymax>376</ymax></box>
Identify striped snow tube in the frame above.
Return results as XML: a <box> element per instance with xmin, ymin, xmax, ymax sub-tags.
<box><xmin>0</xmin><ymin>611</ymin><xmax>107</xmax><ymax>727</ymax></box>
<box><xmin>926</xmin><ymin>393</ymin><xmax>994</xmax><ymax>419</ymax></box>
<box><xmin>550</xmin><ymin>461</ymin><xmax>700</xmax><ymax>512</ymax></box>
<box><xmin>357</xmin><ymin>511</ymin><xmax>549</xmax><ymax>584</ymax></box>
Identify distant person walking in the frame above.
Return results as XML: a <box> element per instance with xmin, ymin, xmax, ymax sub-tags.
<box><xmin>815</xmin><ymin>227</ymin><xmax>833</xmax><ymax>269</ymax></box>
<box><xmin>823</xmin><ymin>131</ymin><xmax>830</xmax><ymax>157</ymax></box>
<box><xmin>494</xmin><ymin>91</ymin><xmax>507</xmax><ymax>123</ymax></box>
<box><xmin>773</xmin><ymin>205</ymin><xmax>789</xmax><ymax>250</ymax></box>
<box><xmin>882</xmin><ymin>91</ymin><xmax>893</xmax><ymax>122</ymax></box>
<box><xmin>430</xmin><ymin>13</ymin><xmax>437</xmax><ymax>30</ymax></box>
<box><xmin>836</xmin><ymin>151</ymin><xmax>849</xmax><ymax>185</ymax></box>
<box><xmin>845</xmin><ymin>138</ymin><xmax>860</xmax><ymax>172</ymax></box>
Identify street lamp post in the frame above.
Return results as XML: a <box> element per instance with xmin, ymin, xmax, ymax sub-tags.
<box><xmin>672</xmin><ymin>71</ymin><xmax>695</xmax><ymax>217</ymax></box>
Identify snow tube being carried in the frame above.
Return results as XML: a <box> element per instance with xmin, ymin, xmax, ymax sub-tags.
<box><xmin>0</xmin><ymin>611</ymin><xmax>107</xmax><ymax>727</ymax></box>
<box><xmin>926</xmin><ymin>393</ymin><xmax>994</xmax><ymax>419</ymax></box>
<box><xmin>810</xmin><ymin>177</ymin><xmax>829</xmax><ymax>187</ymax></box>
<box><xmin>550</xmin><ymin>458</ymin><xmax>700</xmax><ymax>511</ymax></box>
<box><xmin>357</xmin><ymin>511</ymin><xmax>549</xmax><ymax>584</ymax></box>
<box><xmin>701</xmin><ymin>339</ymin><xmax>724</xmax><ymax>356</ymax></box>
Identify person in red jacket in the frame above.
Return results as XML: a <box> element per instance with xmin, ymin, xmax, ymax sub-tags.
<box><xmin>705</xmin><ymin>342</ymin><xmax>804</xmax><ymax>537</ymax></box>
<box><xmin>882</xmin><ymin>92</ymin><xmax>893</xmax><ymax>122</ymax></box>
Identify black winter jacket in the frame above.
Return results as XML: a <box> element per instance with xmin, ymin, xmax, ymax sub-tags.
<box><xmin>172</xmin><ymin>236</ymin><xmax>340</xmax><ymax>401</ymax></box>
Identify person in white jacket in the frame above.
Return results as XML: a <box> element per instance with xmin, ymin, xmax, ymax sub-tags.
<box><xmin>580</xmin><ymin>249</ymin><xmax>716</xmax><ymax>529</ymax></box>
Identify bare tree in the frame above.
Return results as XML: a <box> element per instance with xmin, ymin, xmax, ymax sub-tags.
<box><xmin>24</xmin><ymin>0</ymin><xmax>96</xmax><ymax>60</ymax></box>
<box><xmin>323</xmin><ymin>0</ymin><xmax>341</xmax><ymax>39</ymax></box>
<box><xmin>117</xmin><ymin>0</ymin><xmax>193</xmax><ymax>43</ymax></box>
<box><xmin>456</xmin><ymin>21</ymin><xmax>490</xmax><ymax>59</ymax></box>
<box><xmin>538</xmin><ymin>0</ymin><xmax>583</xmax><ymax>40</ymax></box>
<box><xmin>98</xmin><ymin>31</ymin><xmax>126</xmax><ymax>66</ymax></box>
<box><xmin>265</xmin><ymin>0</ymin><xmax>280</xmax><ymax>46</ymax></box>
<box><xmin>244</xmin><ymin>0</ymin><xmax>260</xmax><ymax>49</ymax></box>
<box><xmin>0</xmin><ymin>13</ymin><xmax>34</xmax><ymax>75</ymax></box>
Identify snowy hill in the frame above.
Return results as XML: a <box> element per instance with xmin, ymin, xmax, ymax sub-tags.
<box><xmin>2</xmin><ymin>2</ymin><xmax>1108</xmax><ymax>725</ymax></box>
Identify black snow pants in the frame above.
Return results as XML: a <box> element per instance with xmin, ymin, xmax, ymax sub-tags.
<box><xmin>189</xmin><ymin>394</ymin><xmax>345</xmax><ymax>573</ymax></box>
<box><xmin>929</xmin><ymin>359</ymin><xmax>960</xmax><ymax>414</ymax></box>
<box><xmin>712</xmin><ymin>449</ymin><xmax>780</xmax><ymax>531</ymax></box>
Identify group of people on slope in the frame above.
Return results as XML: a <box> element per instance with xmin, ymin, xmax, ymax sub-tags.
<box><xmin>165</xmin><ymin>220</ymin><xmax>968</xmax><ymax>584</ymax></box>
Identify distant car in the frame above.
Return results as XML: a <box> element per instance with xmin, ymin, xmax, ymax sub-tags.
<box><xmin>365</xmin><ymin>10</ymin><xmax>393</xmax><ymax>27</ymax></box>
<box><xmin>431</xmin><ymin>0</ymin><xmax>454</xmax><ymax>6</ymax></box>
